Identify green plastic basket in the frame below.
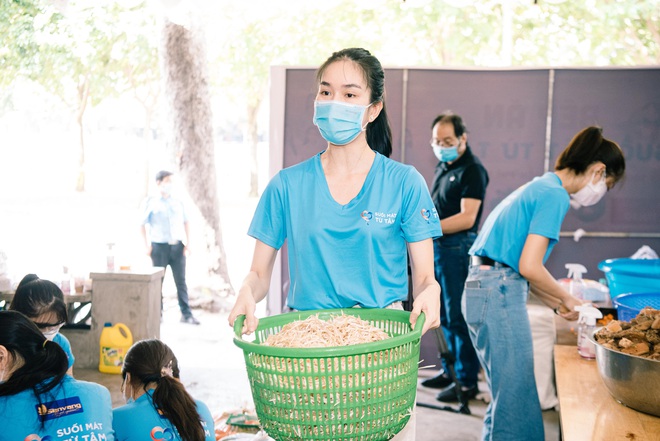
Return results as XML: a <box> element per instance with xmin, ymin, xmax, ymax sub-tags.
<box><xmin>233</xmin><ymin>308</ymin><xmax>424</xmax><ymax>441</ymax></box>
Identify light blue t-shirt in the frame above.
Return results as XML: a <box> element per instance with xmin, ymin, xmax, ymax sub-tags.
<box><xmin>249</xmin><ymin>152</ymin><xmax>442</xmax><ymax>310</ymax></box>
<box><xmin>113</xmin><ymin>389</ymin><xmax>215</xmax><ymax>441</ymax></box>
<box><xmin>469</xmin><ymin>172</ymin><xmax>569</xmax><ymax>273</ymax></box>
<box><xmin>0</xmin><ymin>375</ymin><xmax>114</xmax><ymax>440</ymax></box>
<box><xmin>54</xmin><ymin>332</ymin><xmax>75</xmax><ymax>370</ymax></box>
<box><xmin>140</xmin><ymin>196</ymin><xmax>189</xmax><ymax>244</ymax></box>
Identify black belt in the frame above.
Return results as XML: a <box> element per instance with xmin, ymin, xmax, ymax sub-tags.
<box><xmin>471</xmin><ymin>255</ymin><xmax>509</xmax><ymax>268</ymax></box>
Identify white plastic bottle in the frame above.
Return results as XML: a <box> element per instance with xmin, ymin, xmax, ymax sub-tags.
<box><xmin>106</xmin><ymin>243</ymin><xmax>115</xmax><ymax>272</ymax></box>
<box><xmin>61</xmin><ymin>265</ymin><xmax>71</xmax><ymax>294</ymax></box>
<box><xmin>575</xmin><ymin>304</ymin><xmax>603</xmax><ymax>359</ymax></box>
<box><xmin>565</xmin><ymin>263</ymin><xmax>587</xmax><ymax>300</ymax></box>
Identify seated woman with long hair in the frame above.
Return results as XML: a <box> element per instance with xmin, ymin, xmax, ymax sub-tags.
<box><xmin>0</xmin><ymin>310</ymin><xmax>114</xmax><ymax>439</ymax></box>
<box><xmin>9</xmin><ymin>273</ymin><xmax>75</xmax><ymax>375</ymax></box>
<box><xmin>113</xmin><ymin>339</ymin><xmax>215</xmax><ymax>441</ymax></box>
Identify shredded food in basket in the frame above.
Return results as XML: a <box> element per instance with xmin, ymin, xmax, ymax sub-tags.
<box><xmin>263</xmin><ymin>314</ymin><xmax>390</xmax><ymax>348</ymax></box>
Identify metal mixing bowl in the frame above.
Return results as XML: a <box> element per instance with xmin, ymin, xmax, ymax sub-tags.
<box><xmin>591</xmin><ymin>330</ymin><xmax>660</xmax><ymax>417</ymax></box>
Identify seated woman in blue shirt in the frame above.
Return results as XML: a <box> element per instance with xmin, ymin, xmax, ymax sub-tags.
<box><xmin>113</xmin><ymin>339</ymin><xmax>215</xmax><ymax>441</ymax></box>
<box><xmin>9</xmin><ymin>274</ymin><xmax>76</xmax><ymax>375</ymax></box>
<box><xmin>464</xmin><ymin>126</ymin><xmax>626</xmax><ymax>441</ymax></box>
<box><xmin>0</xmin><ymin>310</ymin><xmax>114</xmax><ymax>440</ymax></box>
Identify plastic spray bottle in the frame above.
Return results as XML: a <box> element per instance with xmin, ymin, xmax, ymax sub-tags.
<box><xmin>565</xmin><ymin>263</ymin><xmax>587</xmax><ymax>300</ymax></box>
<box><xmin>575</xmin><ymin>304</ymin><xmax>603</xmax><ymax>359</ymax></box>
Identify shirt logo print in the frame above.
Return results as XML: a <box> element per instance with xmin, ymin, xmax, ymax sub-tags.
<box><xmin>151</xmin><ymin>426</ymin><xmax>176</xmax><ymax>440</ymax></box>
<box><xmin>361</xmin><ymin>210</ymin><xmax>373</xmax><ymax>224</ymax></box>
<box><xmin>421</xmin><ymin>208</ymin><xmax>431</xmax><ymax>221</ymax></box>
<box><xmin>35</xmin><ymin>397</ymin><xmax>84</xmax><ymax>421</ymax></box>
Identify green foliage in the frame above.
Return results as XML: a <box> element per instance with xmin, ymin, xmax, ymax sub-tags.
<box><xmin>1</xmin><ymin>0</ymin><xmax>159</xmax><ymax>109</ymax></box>
<box><xmin>1</xmin><ymin>0</ymin><xmax>658</xmax><ymax>123</ymax></box>
<box><xmin>0</xmin><ymin>0</ymin><xmax>59</xmax><ymax>87</ymax></box>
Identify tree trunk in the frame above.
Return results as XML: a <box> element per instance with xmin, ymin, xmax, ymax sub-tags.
<box><xmin>75</xmin><ymin>74</ymin><xmax>90</xmax><ymax>192</ymax></box>
<box><xmin>160</xmin><ymin>18</ymin><xmax>233</xmax><ymax>296</ymax></box>
<box><xmin>246</xmin><ymin>100</ymin><xmax>261</xmax><ymax>197</ymax></box>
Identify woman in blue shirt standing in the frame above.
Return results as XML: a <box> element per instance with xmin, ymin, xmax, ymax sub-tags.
<box><xmin>228</xmin><ymin>47</ymin><xmax>441</xmax><ymax>441</ymax></box>
<box><xmin>228</xmin><ymin>47</ymin><xmax>441</xmax><ymax>335</ymax></box>
<box><xmin>0</xmin><ymin>310</ymin><xmax>114</xmax><ymax>440</ymax></box>
<box><xmin>113</xmin><ymin>339</ymin><xmax>215</xmax><ymax>441</ymax></box>
<box><xmin>464</xmin><ymin>126</ymin><xmax>626</xmax><ymax>440</ymax></box>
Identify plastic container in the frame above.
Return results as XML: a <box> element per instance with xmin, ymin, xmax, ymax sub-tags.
<box><xmin>598</xmin><ymin>258</ymin><xmax>660</xmax><ymax>299</ymax></box>
<box><xmin>61</xmin><ymin>265</ymin><xmax>71</xmax><ymax>294</ymax></box>
<box><xmin>106</xmin><ymin>243</ymin><xmax>115</xmax><ymax>272</ymax></box>
<box><xmin>99</xmin><ymin>322</ymin><xmax>133</xmax><ymax>374</ymax></box>
<box><xmin>612</xmin><ymin>292</ymin><xmax>660</xmax><ymax>322</ymax></box>
<box><xmin>233</xmin><ymin>308</ymin><xmax>424</xmax><ymax>441</ymax></box>
<box><xmin>575</xmin><ymin>305</ymin><xmax>602</xmax><ymax>359</ymax></box>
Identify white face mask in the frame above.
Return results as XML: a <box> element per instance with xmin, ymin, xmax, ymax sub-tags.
<box><xmin>41</xmin><ymin>323</ymin><xmax>63</xmax><ymax>341</ymax></box>
<box><xmin>571</xmin><ymin>170</ymin><xmax>607</xmax><ymax>208</ymax></box>
<box><xmin>160</xmin><ymin>182</ymin><xmax>173</xmax><ymax>195</ymax></box>
<box><xmin>43</xmin><ymin>330</ymin><xmax>58</xmax><ymax>341</ymax></box>
<box><xmin>122</xmin><ymin>378</ymin><xmax>134</xmax><ymax>403</ymax></box>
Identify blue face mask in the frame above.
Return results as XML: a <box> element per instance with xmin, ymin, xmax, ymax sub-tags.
<box><xmin>432</xmin><ymin>144</ymin><xmax>459</xmax><ymax>162</ymax></box>
<box><xmin>313</xmin><ymin>101</ymin><xmax>371</xmax><ymax>145</ymax></box>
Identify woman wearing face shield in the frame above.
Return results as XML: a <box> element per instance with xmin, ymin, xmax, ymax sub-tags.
<box><xmin>463</xmin><ymin>126</ymin><xmax>626</xmax><ymax>441</ymax></box>
<box><xmin>9</xmin><ymin>274</ymin><xmax>75</xmax><ymax>376</ymax></box>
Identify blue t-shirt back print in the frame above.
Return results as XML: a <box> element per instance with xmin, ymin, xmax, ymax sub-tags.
<box><xmin>249</xmin><ymin>152</ymin><xmax>441</xmax><ymax>310</ymax></box>
<box><xmin>112</xmin><ymin>390</ymin><xmax>215</xmax><ymax>441</ymax></box>
<box><xmin>0</xmin><ymin>375</ymin><xmax>114</xmax><ymax>441</ymax></box>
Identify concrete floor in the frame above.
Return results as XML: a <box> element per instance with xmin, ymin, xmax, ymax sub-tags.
<box><xmin>76</xmin><ymin>306</ymin><xmax>560</xmax><ymax>441</ymax></box>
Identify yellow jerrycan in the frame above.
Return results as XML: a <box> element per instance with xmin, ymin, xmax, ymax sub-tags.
<box><xmin>99</xmin><ymin>322</ymin><xmax>133</xmax><ymax>374</ymax></box>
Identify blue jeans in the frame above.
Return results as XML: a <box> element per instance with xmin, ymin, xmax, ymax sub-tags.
<box><xmin>462</xmin><ymin>264</ymin><xmax>544</xmax><ymax>441</ymax></box>
<box><xmin>434</xmin><ymin>233</ymin><xmax>480</xmax><ymax>387</ymax></box>
<box><xmin>151</xmin><ymin>242</ymin><xmax>192</xmax><ymax>317</ymax></box>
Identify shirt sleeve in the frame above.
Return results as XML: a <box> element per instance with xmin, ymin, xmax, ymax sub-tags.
<box><xmin>529</xmin><ymin>188</ymin><xmax>569</xmax><ymax>242</ymax></box>
<box><xmin>112</xmin><ymin>407</ymin><xmax>127</xmax><ymax>441</ymax></box>
<box><xmin>54</xmin><ymin>332</ymin><xmax>75</xmax><ymax>369</ymax></box>
<box><xmin>139</xmin><ymin>198</ymin><xmax>152</xmax><ymax>225</ymax></box>
<box><xmin>196</xmin><ymin>400</ymin><xmax>216</xmax><ymax>441</ymax></box>
<box><xmin>247</xmin><ymin>173</ymin><xmax>287</xmax><ymax>249</ymax></box>
<box><xmin>400</xmin><ymin>167</ymin><xmax>442</xmax><ymax>242</ymax></box>
<box><xmin>180</xmin><ymin>198</ymin><xmax>189</xmax><ymax>223</ymax></box>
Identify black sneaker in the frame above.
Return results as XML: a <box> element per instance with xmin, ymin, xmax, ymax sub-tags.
<box><xmin>421</xmin><ymin>370</ymin><xmax>453</xmax><ymax>389</ymax></box>
<box><xmin>180</xmin><ymin>315</ymin><xmax>200</xmax><ymax>325</ymax></box>
<box><xmin>436</xmin><ymin>383</ymin><xmax>478</xmax><ymax>403</ymax></box>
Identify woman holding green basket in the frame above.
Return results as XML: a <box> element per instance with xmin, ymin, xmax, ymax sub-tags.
<box><xmin>229</xmin><ymin>48</ymin><xmax>442</xmax><ymax>441</ymax></box>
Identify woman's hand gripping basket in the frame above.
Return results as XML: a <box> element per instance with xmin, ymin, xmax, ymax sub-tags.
<box><xmin>233</xmin><ymin>308</ymin><xmax>425</xmax><ymax>441</ymax></box>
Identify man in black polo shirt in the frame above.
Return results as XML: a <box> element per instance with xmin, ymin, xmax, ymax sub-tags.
<box><xmin>422</xmin><ymin>113</ymin><xmax>489</xmax><ymax>402</ymax></box>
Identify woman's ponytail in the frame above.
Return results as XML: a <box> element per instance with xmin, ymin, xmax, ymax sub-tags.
<box><xmin>152</xmin><ymin>376</ymin><xmax>205</xmax><ymax>441</ymax></box>
<box><xmin>367</xmin><ymin>101</ymin><xmax>392</xmax><ymax>158</ymax></box>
